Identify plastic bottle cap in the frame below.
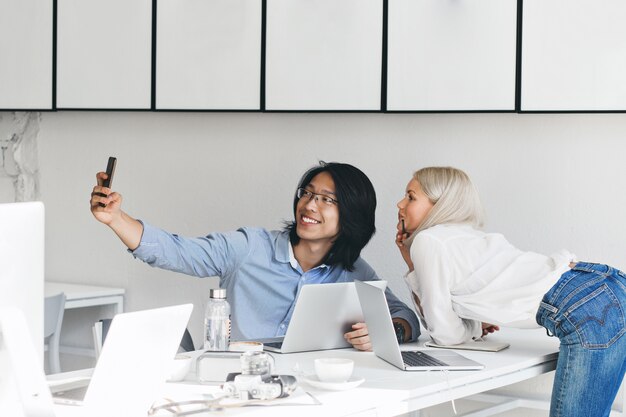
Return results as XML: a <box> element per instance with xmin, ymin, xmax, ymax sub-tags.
<box><xmin>209</xmin><ymin>288</ymin><xmax>227</xmax><ymax>299</ymax></box>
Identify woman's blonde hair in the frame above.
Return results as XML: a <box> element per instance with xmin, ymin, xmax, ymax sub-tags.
<box><xmin>405</xmin><ymin>167</ymin><xmax>484</xmax><ymax>245</ymax></box>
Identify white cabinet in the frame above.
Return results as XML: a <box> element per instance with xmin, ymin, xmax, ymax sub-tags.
<box><xmin>387</xmin><ymin>0</ymin><xmax>517</xmax><ymax>111</ymax></box>
<box><xmin>0</xmin><ymin>0</ymin><xmax>53</xmax><ymax>109</ymax></box>
<box><xmin>156</xmin><ymin>0</ymin><xmax>262</xmax><ymax>110</ymax></box>
<box><xmin>56</xmin><ymin>0</ymin><xmax>152</xmax><ymax>109</ymax></box>
<box><xmin>11</xmin><ymin>0</ymin><xmax>626</xmax><ymax>112</ymax></box>
<box><xmin>265</xmin><ymin>0</ymin><xmax>382</xmax><ymax>111</ymax></box>
<box><xmin>522</xmin><ymin>0</ymin><xmax>626</xmax><ymax>111</ymax></box>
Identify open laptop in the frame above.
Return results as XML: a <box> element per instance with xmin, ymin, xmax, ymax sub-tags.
<box><xmin>355</xmin><ymin>280</ymin><xmax>484</xmax><ymax>371</ymax></box>
<box><xmin>258</xmin><ymin>281</ymin><xmax>386</xmax><ymax>353</ymax></box>
<box><xmin>51</xmin><ymin>304</ymin><xmax>193</xmax><ymax>416</ymax></box>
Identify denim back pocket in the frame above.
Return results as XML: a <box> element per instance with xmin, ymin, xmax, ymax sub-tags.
<box><xmin>564</xmin><ymin>284</ymin><xmax>626</xmax><ymax>349</ymax></box>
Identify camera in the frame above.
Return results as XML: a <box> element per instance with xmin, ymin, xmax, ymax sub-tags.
<box><xmin>222</xmin><ymin>351</ymin><xmax>297</xmax><ymax>401</ymax></box>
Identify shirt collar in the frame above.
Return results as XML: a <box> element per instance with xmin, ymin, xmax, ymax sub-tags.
<box><xmin>287</xmin><ymin>240</ymin><xmax>299</xmax><ymax>270</ymax></box>
<box><xmin>274</xmin><ymin>230</ymin><xmax>292</xmax><ymax>264</ymax></box>
<box><xmin>274</xmin><ymin>230</ymin><xmax>329</xmax><ymax>270</ymax></box>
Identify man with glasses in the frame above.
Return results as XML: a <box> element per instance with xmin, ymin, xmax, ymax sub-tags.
<box><xmin>90</xmin><ymin>162</ymin><xmax>419</xmax><ymax>350</ymax></box>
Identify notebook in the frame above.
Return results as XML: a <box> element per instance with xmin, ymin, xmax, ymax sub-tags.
<box><xmin>354</xmin><ymin>280</ymin><xmax>484</xmax><ymax>371</ymax></box>
<box><xmin>424</xmin><ymin>339</ymin><xmax>510</xmax><ymax>352</ymax></box>
<box><xmin>51</xmin><ymin>304</ymin><xmax>193</xmax><ymax>417</ymax></box>
<box><xmin>257</xmin><ymin>281</ymin><xmax>387</xmax><ymax>353</ymax></box>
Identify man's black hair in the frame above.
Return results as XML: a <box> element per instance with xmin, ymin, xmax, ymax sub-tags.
<box><xmin>285</xmin><ymin>161</ymin><xmax>376</xmax><ymax>271</ymax></box>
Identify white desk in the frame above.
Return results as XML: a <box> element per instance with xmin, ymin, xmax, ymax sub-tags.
<box><xmin>45</xmin><ymin>282</ymin><xmax>125</xmax><ymax>314</ymax></box>
<box><xmin>52</xmin><ymin>327</ymin><xmax>564</xmax><ymax>417</ymax></box>
<box><xmin>45</xmin><ymin>282</ymin><xmax>125</xmax><ymax>358</ymax></box>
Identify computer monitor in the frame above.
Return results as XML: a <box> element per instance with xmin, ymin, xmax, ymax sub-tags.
<box><xmin>0</xmin><ymin>201</ymin><xmax>45</xmax><ymax>360</ymax></box>
<box><xmin>0</xmin><ymin>201</ymin><xmax>53</xmax><ymax>417</ymax></box>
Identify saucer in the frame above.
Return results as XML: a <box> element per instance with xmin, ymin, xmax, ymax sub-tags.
<box><xmin>300</xmin><ymin>374</ymin><xmax>365</xmax><ymax>391</ymax></box>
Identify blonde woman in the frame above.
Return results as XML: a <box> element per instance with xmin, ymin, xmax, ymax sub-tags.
<box><xmin>396</xmin><ymin>166</ymin><xmax>626</xmax><ymax>417</ymax></box>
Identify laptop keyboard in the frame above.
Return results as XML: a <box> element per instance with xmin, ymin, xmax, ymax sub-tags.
<box><xmin>53</xmin><ymin>386</ymin><xmax>88</xmax><ymax>401</ymax></box>
<box><xmin>402</xmin><ymin>351</ymin><xmax>447</xmax><ymax>367</ymax></box>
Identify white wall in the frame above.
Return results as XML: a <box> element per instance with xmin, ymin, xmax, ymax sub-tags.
<box><xmin>35</xmin><ymin>111</ymin><xmax>626</xmax><ymax>299</ymax></box>
<box><xmin>4</xmin><ymin>111</ymin><xmax>626</xmax><ymax>414</ymax></box>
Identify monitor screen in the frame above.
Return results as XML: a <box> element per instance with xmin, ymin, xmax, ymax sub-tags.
<box><xmin>0</xmin><ymin>201</ymin><xmax>45</xmax><ymax>361</ymax></box>
<box><xmin>0</xmin><ymin>201</ymin><xmax>52</xmax><ymax>417</ymax></box>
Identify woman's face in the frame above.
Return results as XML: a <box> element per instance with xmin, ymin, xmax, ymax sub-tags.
<box><xmin>397</xmin><ymin>178</ymin><xmax>434</xmax><ymax>234</ymax></box>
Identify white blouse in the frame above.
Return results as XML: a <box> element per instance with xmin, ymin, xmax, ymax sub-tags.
<box><xmin>405</xmin><ymin>223</ymin><xmax>576</xmax><ymax>345</ymax></box>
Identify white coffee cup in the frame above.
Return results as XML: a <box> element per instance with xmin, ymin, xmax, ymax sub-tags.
<box><xmin>314</xmin><ymin>358</ymin><xmax>354</xmax><ymax>383</ymax></box>
<box><xmin>229</xmin><ymin>341</ymin><xmax>264</xmax><ymax>352</ymax></box>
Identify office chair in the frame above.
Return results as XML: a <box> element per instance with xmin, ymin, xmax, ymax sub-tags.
<box><xmin>93</xmin><ymin>318</ymin><xmax>195</xmax><ymax>359</ymax></box>
<box><xmin>44</xmin><ymin>292</ymin><xmax>66</xmax><ymax>374</ymax></box>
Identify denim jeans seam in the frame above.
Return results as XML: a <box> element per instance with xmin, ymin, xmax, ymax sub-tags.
<box><xmin>571</xmin><ymin>263</ymin><xmax>593</xmax><ymax>271</ymax></box>
<box><xmin>571</xmin><ymin>262</ymin><xmax>609</xmax><ymax>274</ymax></box>
<box><xmin>548</xmin><ymin>270</ymin><xmax>586</xmax><ymax>302</ymax></box>
<box><xmin>557</xmin><ymin>275</ymin><xmax>607</xmax><ymax>311</ymax></box>
<box><xmin>566</xmin><ymin>283</ymin><xmax>611</xmax><ymax>312</ymax></box>
<box><xmin>539</xmin><ymin>301</ymin><xmax>558</xmax><ymax>314</ymax></box>
<box><xmin>554</xmin><ymin>345</ymin><xmax>572</xmax><ymax>417</ymax></box>
<box><xmin>572</xmin><ymin>261</ymin><xmax>609</xmax><ymax>270</ymax></box>
<box><xmin>550</xmin><ymin>267</ymin><xmax>608</xmax><ymax>304</ymax></box>
<box><xmin>572</xmin><ymin>266</ymin><xmax>596</xmax><ymax>273</ymax></box>
<box><xmin>577</xmin><ymin>269</ymin><xmax>611</xmax><ymax>280</ymax></box>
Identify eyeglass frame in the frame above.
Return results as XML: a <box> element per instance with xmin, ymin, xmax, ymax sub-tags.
<box><xmin>296</xmin><ymin>188</ymin><xmax>339</xmax><ymax>207</ymax></box>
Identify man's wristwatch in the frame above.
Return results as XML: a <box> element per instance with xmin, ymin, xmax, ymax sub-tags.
<box><xmin>393</xmin><ymin>321</ymin><xmax>406</xmax><ymax>344</ymax></box>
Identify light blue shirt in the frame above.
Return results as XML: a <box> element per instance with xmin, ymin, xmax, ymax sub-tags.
<box><xmin>131</xmin><ymin>222</ymin><xmax>419</xmax><ymax>341</ymax></box>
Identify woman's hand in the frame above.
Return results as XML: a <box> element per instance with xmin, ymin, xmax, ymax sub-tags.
<box><xmin>344</xmin><ymin>322</ymin><xmax>372</xmax><ymax>351</ymax></box>
<box><xmin>395</xmin><ymin>229</ymin><xmax>414</xmax><ymax>272</ymax></box>
<box><xmin>481</xmin><ymin>322</ymin><xmax>500</xmax><ymax>337</ymax></box>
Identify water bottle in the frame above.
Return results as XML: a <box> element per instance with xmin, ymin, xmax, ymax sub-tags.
<box><xmin>204</xmin><ymin>288</ymin><xmax>231</xmax><ymax>351</ymax></box>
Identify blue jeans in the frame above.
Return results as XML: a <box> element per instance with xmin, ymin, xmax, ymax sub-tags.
<box><xmin>536</xmin><ymin>262</ymin><xmax>626</xmax><ymax>417</ymax></box>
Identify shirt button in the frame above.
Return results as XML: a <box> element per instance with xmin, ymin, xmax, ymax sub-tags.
<box><xmin>280</xmin><ymin>324</ymin><xmax>285</xmax><ymax>328</ymax></box>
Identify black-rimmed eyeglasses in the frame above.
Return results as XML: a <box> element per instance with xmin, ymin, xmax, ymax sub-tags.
<box><xmin>296</xmin><ymin>188</ymin><xmax>338</xmax><ymax>207</ymax></box>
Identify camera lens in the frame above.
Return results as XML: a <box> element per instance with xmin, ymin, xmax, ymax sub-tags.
<box><xmin>240</xmin><ymin>351</ymin><xmax>271</xmax><ymax>376</ymax></box>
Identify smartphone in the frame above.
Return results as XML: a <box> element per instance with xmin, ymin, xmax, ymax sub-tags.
<box><xmin>98</xmin><ymin>156</ymin><xmax>117</xmax><ymax>207</ymax></box>
<box><xmin>401</xmin><ymin>219</ymin><xmax>407</xmax><ymax>235</ymax></box>
<box><xmin>102</xmin><ymin>156</ymin><xmax>117</xmax><ymax>188</ymax></box>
